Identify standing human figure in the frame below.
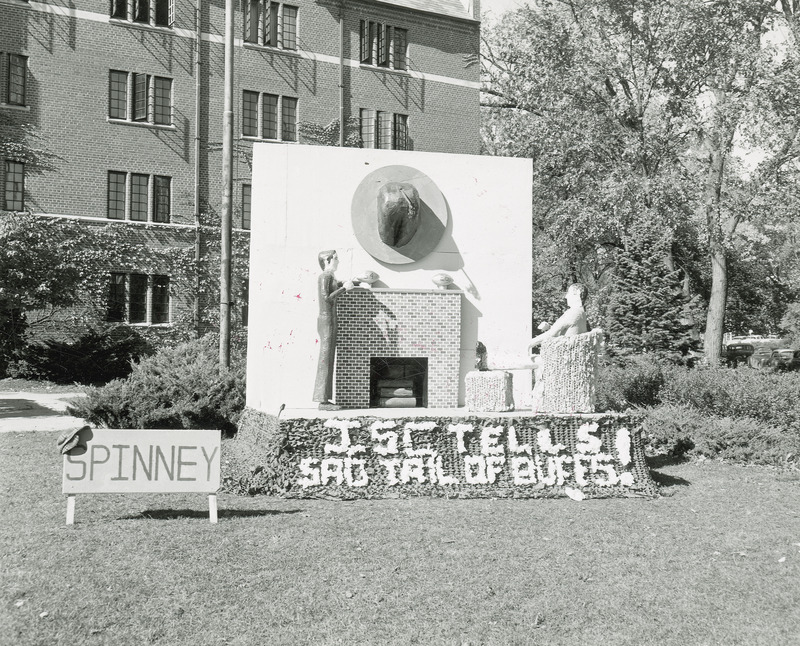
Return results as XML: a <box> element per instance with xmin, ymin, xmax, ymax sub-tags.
<box><xmin>313</xmin><ymin>250</ymin><xmax>354</xmax><ymax>410</ymax></box>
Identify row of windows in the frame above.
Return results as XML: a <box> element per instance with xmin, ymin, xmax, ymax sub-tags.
<box><xmin>242</xmin><ymin>91</ymin><xmax>298</xmax><ymax>141</ymax></box>
<box><xmin>107</xmin><ymin>272</ymin><xmax>170</xmax><ymax>324</ymax></box>
<box><xmin>244</xmin><ymin>1</ymin><xmax>298</xmax><ymax>51</ymax></box>
<box><xmin>106</xmin><ymin>273</ymin><xmax>248</xmax><ymax>327</ymax></box>
<box><xmin>110</xmin><ymin>0</ymin><xmax>174</xmax><ymax>28</ymax></box>
<box><xmin>109</xmin><ymin>1</ymin><xmax>411</xmax><ymax>68</ymax></box>
<box><xmin>360</xmin><ymin>110</ymin><xmax>409</xmax><ymax>150</ymax></box>
<box><xmin>109</xmin><ymin>70</ymin><xmax>172</xmax><ymax>125</ymax></box>
<box><xmin>108</xmin><ymin>172</ymin><xmax>171</xmax><ymax>223</ymax></box>
<box><xmin>360</xmin><ymin>21</ymin><xmax>408</xmax><ymax>71</ymax></box>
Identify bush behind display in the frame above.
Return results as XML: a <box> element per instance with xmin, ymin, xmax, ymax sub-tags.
<box><xmin>597</xmin><ymin>358</ymin><xmax>800</xmax><ymax>467</ymax></box>
<box><xmin>6</xmin><ymin>326</ymin><xmax>155</xmax><ymax>385</ymax></box>
<box><xmin>68</xmin><ymin>335</ymin><xmax>245</xmax><ymax>434</ymax></box>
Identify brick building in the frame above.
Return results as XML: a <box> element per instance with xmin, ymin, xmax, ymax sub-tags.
<box><xmin>0</xmin><ymin>0</ymin><xmax>480</xmax><ymax>336</ymax></box>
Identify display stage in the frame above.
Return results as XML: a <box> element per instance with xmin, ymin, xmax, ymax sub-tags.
<box><xmin>230</xmin><ymin>408</ymin><xmax>658</xmax><ymax>500</ymax></box>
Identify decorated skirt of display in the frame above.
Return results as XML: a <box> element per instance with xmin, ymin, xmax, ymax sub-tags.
<box><xmin>228</xmin><ymin>409</ymin><xmax>658</xmax><ymax>499</ymax></box>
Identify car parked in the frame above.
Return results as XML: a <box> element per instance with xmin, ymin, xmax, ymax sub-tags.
<box><xmin>748</xmin><ymin>346</ymin><xmax>773</xmax><ymax>369</ymax></box>
<box><xmin>769</xmin><ymin>348</ymin><xmax>800</xmax><ymax>371</ymax></box>
<box><xmin>722</xmin><ymin>343</ymin><xmax>754</xmax><ymax>367</ymax></box>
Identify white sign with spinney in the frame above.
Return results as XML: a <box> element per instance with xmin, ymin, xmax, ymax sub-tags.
<box><xmin>61</xmin><ymin>429</ymin><xmax>221</xmax><ymax>524</ymax></box>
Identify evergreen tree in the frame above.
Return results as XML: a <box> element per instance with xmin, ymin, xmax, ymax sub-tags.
<box><xmin>605</xmin><ymin>224</ymin><xmax>694</xmax><ymax>358</ymax></box>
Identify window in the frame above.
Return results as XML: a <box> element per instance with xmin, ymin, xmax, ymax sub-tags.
<box><xmin>244</xmin><ymin>1</ymin><xmax>298</xmax><ymax>50</ymax></box>
<box><xmin>378</xmin><ymin>111</ymin><xmax>392</xmax><ymax>149</ymax></box>
<box><xmin>110</xmin><ymin>0</ymin><xmax>174</xmax><ymax>28</ymax></box>
<box><xmin>242</xmin><ymin>90</ymin><xmax>259</xmax><ymax>137</ymax></box>
<box><xmin>151</xmin><ymin>275</ymin><xmax>170</xmax><ymax>323</ymax></box>
<box><xmin>359</xmin><ymin>21</ymin><xmax>408</xmax><ymax>71</ymax></box>
<box><xmin>241</xmin><ymin>90</ymin><xmax>297</xmax><ymax>141</ymax></box>
<box><xmin>107</xmin><ymin>171</ymin><xmax>171</xmax><ymax>222</ymax></box>
<box><xmin>153</xmin><ymin>175</ymin><xmax>170</xmax><ymax>223</ymax></box>
<box><xmin>6</xmin><ymin>55</ymin><xmax>27</xmax><ymax>106</ymax></box>
<box><xmin>129</xmin><ymin>273</ymin><xmax>148</xmax><ymax>322</ymax></box>
<box><xmin>130</xmin><ymin>173</ymin><xmax>148</xmax><ymax>221</ymax></box>
<box><xmin>153</xmin><ymin>77</ymin><xmax>171</xmax><ymax>125</ymax></box>
<box><xmin>281</xmin><ymin>96</ymin><xmax>297</xmax><ymax>142</ymax></box>
<box><xmin>359</xmin><ymin>109</ymin><xmax>375</xmax><ymax>149</ymax></box>
<box><xmin>108</xmin><ymin>71</ymin><xmax>128</xmax><ymax>119</ymax></box>
<box><xmin>393</xmin><ymin>28</ymin><xmax>407</xmax><ymax>70</ymax></box>
<box><xmin>3</xmin><ymin>161</ymin><xmax>24</xmax><ymax>211</ymax></box>
<box><xmin>107</xmin><ymin>171</ymin><xmax>126</xmax><ymax>219</ymax></box>
<box><xmin>262</xmin><ymin>94</ymin><xmax>278</xmax><ymax>139</ymax></box>
<box><xmin>359</xmin><ymin>110</ymin><xmax>409</xmax><ymax>150</ymax></box>
<box><xmin>107</xmin><ymin>273</ymin><xmax>126</xmax><ymax>322</ymax></box>
<box><xmin>107</xmin><ymin>273</ymin><xmax>171</xmax><ymax>325</ymax></box>
<box><xmin>133</xmin><ymin>0</ymin><xmax>149</xmax><ymax>23</ymax></box>
<box><xmin>108</xmin><ymin>70</ymin><xmax>172</xmax><ymax>126</ymax></box>
<box><xmin>242</xmin><ymin>184</ymin><xmax>252</xmax><ymax>230</ymax></box>
<box><xmin>281</xmin><ymin>5</ymin><xmax>298</xmax><ymax>50</ymax></box>
<box><xmin>392</xmin><ymin>114</ymin><xmax>408</xmax><ymax>150</ymax></box>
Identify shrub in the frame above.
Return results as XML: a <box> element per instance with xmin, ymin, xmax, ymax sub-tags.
<box><xmin>639</xmin><ymin>404</ymin><xmax>800</xmax><ymax>467</ymax></box>
<box><xmin>596</xmin><ymin>355</ymin><xmax>666</xmax><ymax>411</ymax></box>
<box><xmin>221</xmin><ymin>408</ymin><xmax>289</xmax><ymax>495</ymax></box>
<box><xmin>660</xmin><ymin>366</ymin><xmax>800</xmax><ymax>431</ymax></box>
<box><xmin>7</xmin><ymin>326</ymin><xmax>153</xmax><ymax>384</ymax></box>
<box><xmin>68</xmin><ymin>335</ymin><xmax>245</xmax><ymax>434</ymax></box>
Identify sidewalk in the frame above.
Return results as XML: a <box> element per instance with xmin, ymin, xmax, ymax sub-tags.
<box><xmin>0</xmin><ymin>392</ymin><xmax>87</xmax><ymax>432</ymax></box>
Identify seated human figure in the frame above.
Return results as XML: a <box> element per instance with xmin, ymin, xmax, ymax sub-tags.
<box><xmin>527</xmin><ymin>283</ymin><xmax>589</xmax><ymax>357</ymax></box>
<box><xmin>528</xmin><ymin>283</ymin><xmax>600</xmax><ymax>413</ymax></box>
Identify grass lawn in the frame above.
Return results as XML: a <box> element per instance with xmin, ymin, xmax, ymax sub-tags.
<box><xmin>3</xmin><ymin>432</ymin><xmax>800</xmax><ymax>646</ymax></box>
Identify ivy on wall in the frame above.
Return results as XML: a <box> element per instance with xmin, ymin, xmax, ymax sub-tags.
<box><xmin>0</xmin><ymin>212</ymin><xmax>250</xmax><ymax>367</ymax></box>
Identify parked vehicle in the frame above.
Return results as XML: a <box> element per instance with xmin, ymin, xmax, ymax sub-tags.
<box><xmin>722</xmin><ymin>343</ymin><xmax>754</xmax><ymax>367</ymax></box>
<box><xmin>769</xmin><ymin>349</ymin><xmax>800</xmax><ymax>371</ymax></box>
<box><xmin>748</xmin><ymin>346</ymin><xmax>773</xmax><ymax>369</ymax></box>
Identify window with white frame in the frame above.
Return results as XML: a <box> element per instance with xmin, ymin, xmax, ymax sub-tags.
<box><xmin>359</xmin><ymin>109</ymin><xmax>409</xmax><ymax>150</ymax></box>
<box><xmin>110</xmin><ymin>0</ymin><xmax>174</xmax><ymax>28</ymax></box>
<box><xmin>107</xmin><ymin>272</ymin><xmax>171</xmax><ymax>324</ymax></box>
<box><xmin>107</xmin><ymin>171</ymin><xmax>171</xmax><ymax>222</ymax></box>
<box><xmin>244</xmin><ymin>1</ymin><xmax>298</xmax><ymax>50</ymax></box>
<box><xmin>109</xmin><ymin>70</ymin><xmax>172</xmax><ymax>125</ymax></box>
<box><xmin>359</xmin><ymin>21</ymin><xmax>407</xmax><ymax>71</ymax></box>
<box><xmin>241</xmin><ymin>90</ymin><xmax>297</xmax><ymax>141</ymax></box>
<box><xmin>3</xmin><ymin>54</ymin><xmax>28</xmax><ymax>106</ymax></box>
<box><xmin>3</xmin><ymin>160</ymin><xmax>25</xmax><ymax>211</ymax></box>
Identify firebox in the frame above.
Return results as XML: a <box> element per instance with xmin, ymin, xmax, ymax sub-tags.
<box><xmin>370</xmin><ymin>357</ymin><xmax>428</xmax><ymax>408</ymax></box>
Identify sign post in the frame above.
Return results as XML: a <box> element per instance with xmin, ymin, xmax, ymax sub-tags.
<box><xmin>62</xmin><ymin>429</ymin><xmax>221</xmax><ymax>524</ymax></box>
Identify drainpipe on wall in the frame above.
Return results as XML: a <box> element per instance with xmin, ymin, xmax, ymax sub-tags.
<box><xmin>193</xmin><ymin>0</ymin><xmax>203</xmax><ymax>333</ymax></box>
<box><xmin>339</xmin><ymin>2</ymin><xmax>345</xmax><ymax>147</ymax></box>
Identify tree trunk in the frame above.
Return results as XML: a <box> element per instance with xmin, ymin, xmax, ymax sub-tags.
<box><xmin>703</xmin><ymin>141</ymin><xmax>727</xmax><ymax>365</ymax></box>
<box><xmin>704</xmin><ymin>242</ymin><xmax>727</xmax><ymax>364</ymax></box>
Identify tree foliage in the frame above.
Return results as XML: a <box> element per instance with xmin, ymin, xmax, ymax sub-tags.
<box><xmin>482</xmin><ymin>0</ymin><xmax>800</xmax><ymax>359</ymax></box>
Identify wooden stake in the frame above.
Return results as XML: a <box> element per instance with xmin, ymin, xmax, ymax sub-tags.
<box><xmin>66</xmin><ymin>495</ymin><xmax>76</xmax><ymax>525</ymax></box>
<box><xmin>208</xmin><ymin>494</ymin><xmax>218</xmax><ymax>524</ymax></box>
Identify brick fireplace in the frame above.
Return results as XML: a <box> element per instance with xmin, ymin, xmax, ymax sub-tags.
<box><xmin>335</xmin><ymin>289</ymin><xmax>461</xmax><ymax>408</ymax></box>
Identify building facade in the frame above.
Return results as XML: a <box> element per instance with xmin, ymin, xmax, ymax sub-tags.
<box><xmin>0</xmin><ymin>0</ymin><xmax>480</xmax><ymax>336</ymax></box>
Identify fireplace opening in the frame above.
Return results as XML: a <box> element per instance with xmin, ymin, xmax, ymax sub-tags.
<box><xmin>370</xmin><ymin>358</ymin><xmax>428</xmax><ymax>408</ymax></box>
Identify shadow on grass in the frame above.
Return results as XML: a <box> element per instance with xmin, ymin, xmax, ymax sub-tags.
<box><xmin>118</xmin><ymin>508</ymin><xmax>303</xmax><ymax>520</ymax></box>
<box><xmin>645</xmin><ymin>455</ymin><xmax>692</xmax><ymax>488</ymax></box>
<box><xmin>650</xmin><ymin>470</ymin><xmax>691</xmax><ymax>488</ymax></box>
